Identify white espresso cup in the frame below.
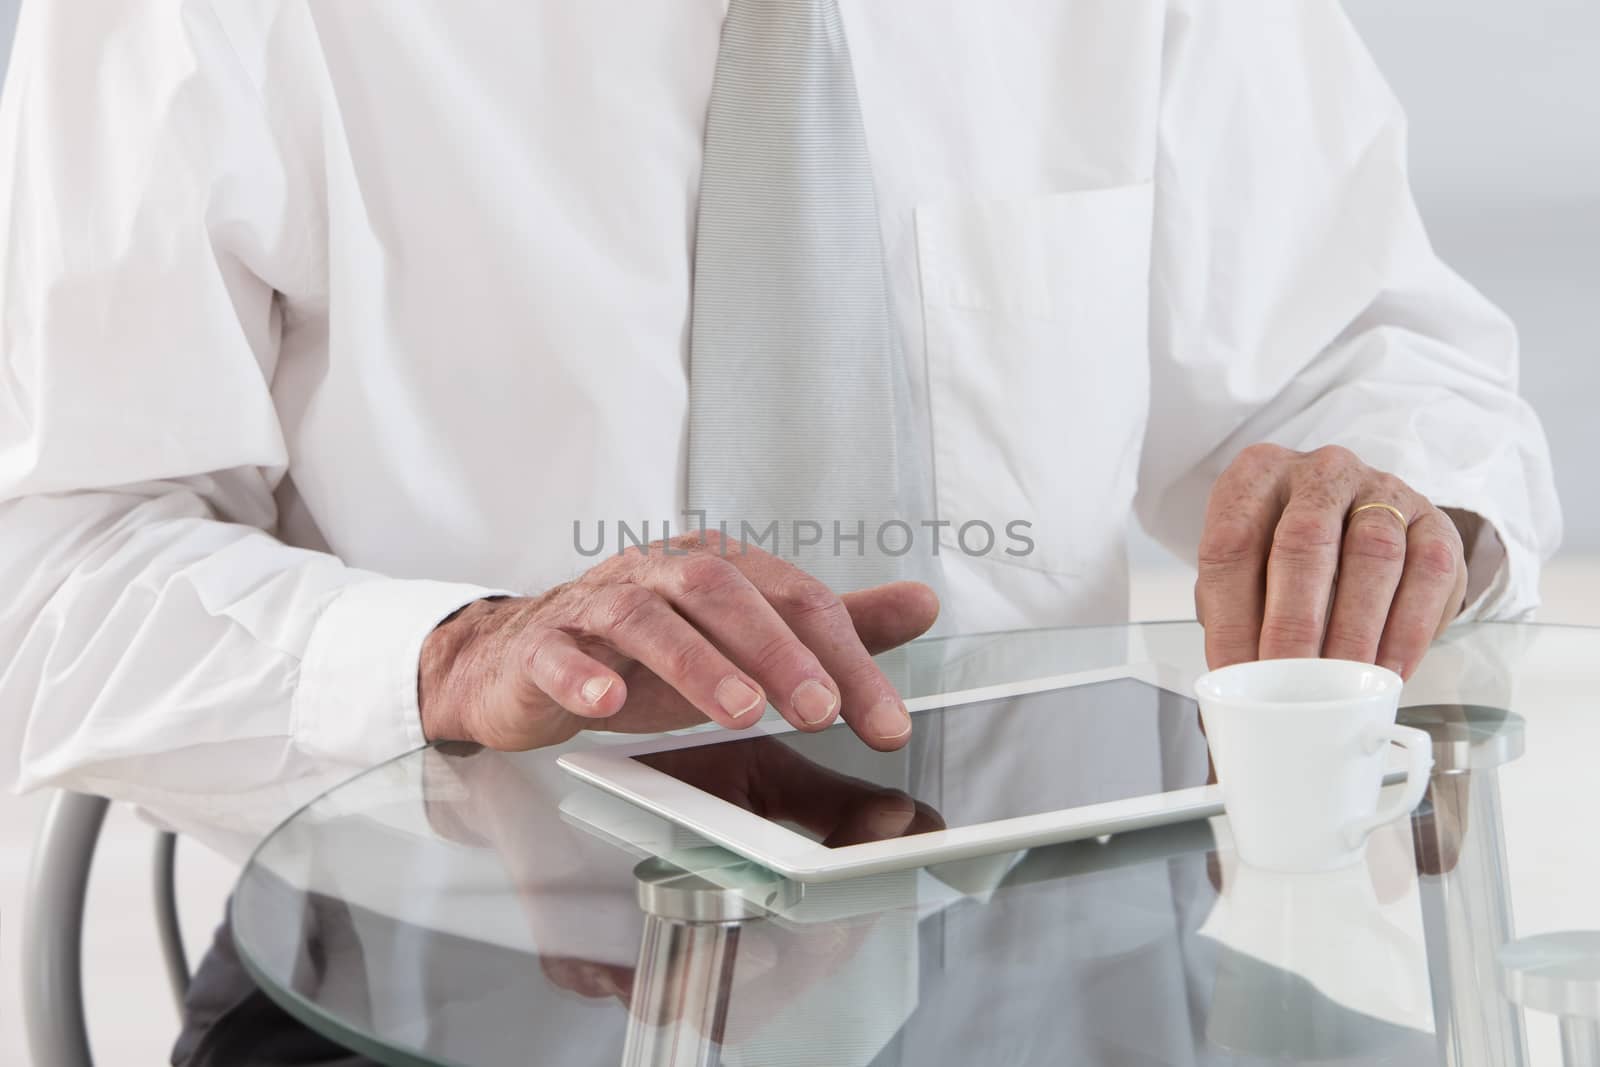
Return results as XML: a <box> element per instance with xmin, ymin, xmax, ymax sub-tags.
<box><xmin>1194</xmin><ymin>658</ymin><xmax>1434</xmax><ymax>872</ymax></box>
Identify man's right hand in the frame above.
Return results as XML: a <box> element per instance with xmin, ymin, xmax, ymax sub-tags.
<box><xmin>418</xmin><ymin>531</ymin><xmax>940</xmax><ymax>752</ymax></box>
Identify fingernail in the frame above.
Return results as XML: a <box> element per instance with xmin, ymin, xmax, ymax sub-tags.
<box><xmin>866</xmin><ymin>698</ymin><xmax>912</xmax><ymax>741</ymax></box>
<box><xmin>1379</xmin><ymin>660</ymin><xmax>1405</xmax><ymax>679</ymax></box>
<box><xmin>792</xmin><ymin>679</ymin><xmax>839</xmax><ymax>725</ymax></box>
<box><xmin>715</xmin><ymin>676</ymin><xmax>765</xmax><ymax>720</ymax></box>
<box><xmin>581</xmin><ymin>676</ymin><xmax>613</xmax><ymax>706</ymax></box>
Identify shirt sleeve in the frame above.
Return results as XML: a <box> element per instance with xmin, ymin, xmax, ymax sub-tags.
<box><xmin>1135</xmin><ymin>0</ymin><xmax>1562</xmax><ymax>620</ymax></box>
<box><xmin>0</xmin><ymin>1</ymin><xmax>499</xmax><ymax>819</ymax></box>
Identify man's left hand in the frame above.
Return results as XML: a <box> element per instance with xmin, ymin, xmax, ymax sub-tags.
<box><xmin>1196</xmin><ymin>444</ymin><xmax>1470</xmax><ymax>679</ymax></box>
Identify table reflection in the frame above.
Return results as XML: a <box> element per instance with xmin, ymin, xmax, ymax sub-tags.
<box><xmin>227</xmin><ymin>623</ymin><xmax>1598</xmax><ymax>1067</ymax></box>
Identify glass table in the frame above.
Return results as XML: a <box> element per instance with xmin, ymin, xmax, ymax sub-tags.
<box><xmin>232</xmin><ymin>622</ymin><xmax>1600</xmax><ymax>1066</ymax></box>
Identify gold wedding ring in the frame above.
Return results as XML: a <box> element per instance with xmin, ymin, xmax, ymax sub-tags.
<box><xmin>1348</xmin><ymin>501</ymin><xmax>1409</xmax><ymax>527</ymax></box>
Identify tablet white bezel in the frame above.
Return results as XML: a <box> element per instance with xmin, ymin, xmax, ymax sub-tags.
<box><xmin>557</xmin><ymin>662</ymin><xmax>1225</xmax><ymax>883</ymax></box>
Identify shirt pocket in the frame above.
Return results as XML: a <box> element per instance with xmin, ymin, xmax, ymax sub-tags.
<box><xmin>915</xmin><ymin>182</ymin><xmax>1154</xmax><ymax>576</ymax></box>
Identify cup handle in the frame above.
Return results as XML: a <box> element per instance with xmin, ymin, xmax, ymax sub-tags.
<box><xmin>1341</xmin><ymin>723</ymin><xmax>1436</xmax><ymax>850</ymax></box>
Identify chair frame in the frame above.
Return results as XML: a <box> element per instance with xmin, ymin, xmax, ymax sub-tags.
<box><xmin>24</xmin><ymin>791</ymin><xmax>190</xmax><ymax>1067</ymax></box>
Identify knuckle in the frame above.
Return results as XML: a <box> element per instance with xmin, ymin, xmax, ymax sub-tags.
<box><xmin>525</xmin><ymin>629</ymin><xmax>559</xmax><ymax>677</ymax></box>
<box><xmin>749</xmin><ymin>631</ymin><xmax>808</xmax><ymax>678</ymax></box>
<box><xmin>1197</xmin><ymin>517</ymin><xmax>1264</xmax><ymax>570</ymax></box>
<box><xmin>612</xmin><ymin>541</ymin><xmax>653</xmax><ymax>569</ymax></box>
<box><xmin>1237</xmin><ymin>442</ymin><xmax>1290</xmax><ymax>470</ymax></box>
<box><xmin>529</xmin><ymin>640</ymin><xmax>583</xmax><ymax>697</ymax></box>
<box><xmin>1307</xmin><ymin>444</ymin><xmax>1358</xmax><ymax>474</ymax></box>
<box><xmin>1205</xmin><ymin>620</ymin><xmax>1259</xmax><ymax>652</ymax></box>
<box><xmin>672</xmin><ymin>554</ymin><xmax>742</xmax><ymax>598</ymax></box>
<box><xmin>1323</xmin><ymin>621</ymin><xmax>1380</xmax><ymax>654</ymax></box>
<box><xmin>1273</xmin><ymin>512</ymin><xmax>1340</xmax><ymax>557</ymax></box>
<box><xmin>594</xmin><ymin>583</ymin><xmax>658</xmax><ymax>634</ymax></box>
<box><xmin>772</xmin><ymin>576</ymin><xmax>841</xmax><ymax>621</ymax></box>
<box><xmin>1342</xmin><ymin>520</ymin><xmax>1407</xmax><ymax>566</ymax></box>
<box><xmin>662</xmin><ymin>637</ymin><xmax>718</xmax><ymax>683</ymax></box>
<box><xmin>676</xmin><ymin>528</ymin><xmax>744</xmax><ymax>556</ymax></box>
<box><xmin>1260</xmin><ymin>615</ymin><xmax>1324</xmax><ymax>651</ymax></box>
<box><xmin>514</xmin><ymin>631</ymin><xmax>561</xmax><ymax>702</ymax></box>
<box><xmin>836</xmin><ymin>653</ymin><xmax>887</xmax><ymax>692</ymax></box>
<box><xmin>1431</xmin><ymin>509</ymin><xmax>1466</xmax><ymax>550</ymax></box>
<box><xmin>1411</xmin><ymin>536</ymin><xmax>1460</xmax><ymax>583</ymax></box>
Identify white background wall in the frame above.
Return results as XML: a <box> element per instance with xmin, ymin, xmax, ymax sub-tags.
<box><xmin>0</xmin><ymin>1</ymin><xmax>1596</xmax><ymax>1064</ymax></box>
<box><xmin>1337</xmin><ymin>0</ymin><xmax>1598</xmax><ymax>553</ymax></box>
<box><xmin>1133</xmin><ymin>0</ymin><xmax>1600</xmax><ymax>565</ymax></box>
<box><xmin>1145</xmin><ymin>0</ymin><xmax>1598</xmax><ymax>565</ymax></box>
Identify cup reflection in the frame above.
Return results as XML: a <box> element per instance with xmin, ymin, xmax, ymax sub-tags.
<box><xmin>1205</xmin><ymin>861</ymin><xmax>1434</xmax><ymax>1061</ymax></box>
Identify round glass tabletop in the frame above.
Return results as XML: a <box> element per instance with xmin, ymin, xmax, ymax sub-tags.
<box><xmin>232</xmin><ymin>622</ymin><xmax>1600</xmax><ymax>1066</ymax></box>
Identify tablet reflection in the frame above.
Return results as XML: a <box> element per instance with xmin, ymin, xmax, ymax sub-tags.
<box><xmin>637</xmin><ymin>738</ymin><xmax>946</xmax><ymax>847</ymax></box>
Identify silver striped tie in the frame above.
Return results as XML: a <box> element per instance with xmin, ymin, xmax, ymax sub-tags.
<box><xmin>687</xmin><ymin>0</ymin><xmax>906</xmax><ymax>593</ymax></box>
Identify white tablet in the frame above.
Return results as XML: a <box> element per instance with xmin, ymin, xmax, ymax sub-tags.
<box><xmin>559</xmin><ymin>663</ymin><xmax>1232</xmax><ymax>883</ymax></box>
<box><xmin>557</xmin><ymin>782</ymin><xmax>1224</xmax><ymax>925</ymax></box>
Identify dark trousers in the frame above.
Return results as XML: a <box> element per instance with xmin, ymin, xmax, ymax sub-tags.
<box><xmin>172</xmin><ymin>912</ymin><xmax>375</xmax><ymax>1067</ymax></box>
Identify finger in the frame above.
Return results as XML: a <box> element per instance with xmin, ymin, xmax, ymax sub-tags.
<box><xmin>821</xmin><ymin>793</ymin><xmax>946</xmax><ymax>848</ymax></box>
<box><xmin>1195</xmin><ymin>444</ymin><xmax>1289</xmax><ymax>669</ymax></box>
<box><xmin>646</xmin><ymin>735</ymin><xmax>937</xmax><ymax>842</ymax></box>
<box><xmin>646</xmin><ymin>552</ymin><xmax>843</xmax><ymax>733</ymax></box>
<box><xmin>822</xmin><ymin>792</ymin><xmax>917</xmax><ymax>848</ymax></box>
<box><xmin>523</xmin><ymin>627</ymin><xmax>628</xmax><ymax>718</ymax></box>
<box><xmin>734</xmin><ymin>560</ymin><xmax>913</xmax><ymax>751</ymax></box>
<box><xmin>539</xmin><ymin>957</ymin><xmax>633</xmax><ymax>1004</ymax></box>
<box><xmin>1259</xmin><ymin>495</ymin><xmax>1351</xmax><ymax>660</ymax></box>
<box><xmin>1321</xmin><ymin>490</ymin><xmax>1415</xmax><ymax>663</ymax></box>
<box><xmin>749</xmin><ymin>738</ymin><xmax>919</xmax><ymax>838</ymax></box>
<box><xmin>840</xmin><ymin>582</ymin><xmax>941</xmax><ymax>654</ymax></box>
<box><xmin>1375</xmin><ymin>509</ymin><xmax>1466</xmax><ymax>679</ymax></box>
<box><xmin>578</xmin><ymin>584</ymin><xmax>768</xmax><ymax>729</ymax></box>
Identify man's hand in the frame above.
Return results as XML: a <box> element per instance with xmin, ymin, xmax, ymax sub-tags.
<box><xmin>419</xmin><ymin>531</ymin><xmax>940</xmax><ymax>752</ymax></box>
<box><xmin>1197</xmin><ymin>444</ymin><xmax>1469</xmax><ymax>679</ymax></box>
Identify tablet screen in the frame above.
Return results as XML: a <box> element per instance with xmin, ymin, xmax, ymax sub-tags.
<box><xmin>634</xmin><ymin>677</ymin><xmax>1209</xmax><ymax>848</ymax></box>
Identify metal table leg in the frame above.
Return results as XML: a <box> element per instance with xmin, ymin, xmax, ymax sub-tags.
<box><xmin>1402</xmin><ymin>705</ymin><xmax>1528</xmax><ymax>1067</ymax></box>
<box><xmin>1561</xmin><ymin>1019</ymin><xmax>1600</xmax><ymax>1066</ymax></box>
<box><xmin>1417</xmin><ymin>768</ymin><xmax>1527</xmax><ymax>1066</ymax></box>
<box><xmin>622</xmin><ymin>857</ymin><xmax>797</xmax><ymax>1067</ymax></box>
<box><xmin>1501</xmin><ymin>931</ymin><xmax>1600</xmax><ymax>1067</ymax></box>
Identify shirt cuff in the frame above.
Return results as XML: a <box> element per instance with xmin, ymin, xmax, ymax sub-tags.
<box><xmin>293</xmin><ymin>578</ymin><xmax>510</xmax><ymax>769</ymax></box>
<box><xmin>1452</xmin><ymin>509</ymin><xmax>1507</xmax><ymax>619</ymax></box>
<box><xmin>1432</xmin><ymin>502</ymin><xmax>1538</xmax><ymax>622</ymax></box>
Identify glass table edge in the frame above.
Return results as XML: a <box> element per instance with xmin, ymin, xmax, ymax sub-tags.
<box><xmin>228</xmin><ymin>894</ymin><xmax>473</xmax><ymax>1067</ymax></box>
<box><xmin>227</xmin><ymin>616</ymin><xmax>1594</xmax><ymax>1057</ymax></box>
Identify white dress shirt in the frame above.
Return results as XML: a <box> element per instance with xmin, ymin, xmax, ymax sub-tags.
<box><xmin>0</xmin><ymin>0</ymin><xmax>1561</xmax><ymax>844</ymax></box>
